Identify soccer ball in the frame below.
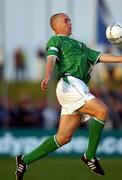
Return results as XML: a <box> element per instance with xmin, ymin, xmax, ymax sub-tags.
<box><xmin>106</xmin><ymin>23</ymin><xmax>122</xmax><ymax>44</ymax></box>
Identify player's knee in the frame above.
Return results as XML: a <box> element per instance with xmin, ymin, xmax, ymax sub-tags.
<box><xmin>96</xmin><ymin>104</ymin><xmax>109</xmax><ymax>121</ymax></box>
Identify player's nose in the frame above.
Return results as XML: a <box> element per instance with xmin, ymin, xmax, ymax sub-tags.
<box><xmin>69</xmin><ymin>21</ymin><xmax>72</xmax><ymax>26</ymax></box>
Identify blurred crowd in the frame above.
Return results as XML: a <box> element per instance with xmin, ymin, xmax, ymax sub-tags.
<box><xmin>90</xmin><ymin>83</ymin><xmax>122</xmax><ymax>130</ymax></box>
<box><xmin>0</xmin><ymin>83</ymin><xmax>122</xmax><ymax>130</ymax></box>
<box><xmin>0</xmin><ymin>95</ymin><xmax>61</xmax><ymax>129</ymax></box>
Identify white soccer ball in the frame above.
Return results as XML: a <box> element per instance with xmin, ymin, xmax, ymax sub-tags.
<box><xmin>106</xmin><ymin>23</ymin><xmax>122</xmax><ymax>44</ymax></box>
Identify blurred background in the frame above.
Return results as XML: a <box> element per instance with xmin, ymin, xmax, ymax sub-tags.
<box><xmin>0</xmin><ymin>0</ymin><xmax>122</xmax><ymax>179</ymax></box>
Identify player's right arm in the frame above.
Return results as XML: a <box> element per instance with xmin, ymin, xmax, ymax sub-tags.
<box><xmin>41</xmin><ymin>35</ymin><xmax>60</xmax><ymax>90</ymax></box>
<box><xmin>41</xmin><ymin>56</ymin><xmax>56</xmax><ymax>90</ymax></box>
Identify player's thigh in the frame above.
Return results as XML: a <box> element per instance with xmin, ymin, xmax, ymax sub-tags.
<box><xmin>57</xmin><ymin>114</ymin><xmax>82</xmax><ymax>137</ymax></box>
<box><xmin>78</xmin><ymin>97</ymin><xmax>108</xmax><ymax>120</ymax></box>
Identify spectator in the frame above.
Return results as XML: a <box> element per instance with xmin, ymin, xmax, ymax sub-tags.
<box><xmin>0</xmin><ymin>48</ymin><xmax>4</xmax><ymax>80</ymax></box>
<box><xmin>15</xmin><ymin>95</ymin><xmax>39</xmax><ymax>127</ymax></box>
<box><xmin>42</xmin><ymin>106</ymin><xmax>59</xmax><ymax>129</ymax></box>
<box><xmin>0</xmin><ymin>97</ymin><xmax>7</xmax><ymax>127</ymax></box>
<box><xmin>6</xmin><ymin>98</ymin><xmax>17</xmax><ymax>127</ymax></box>
<box><xmin>13</xmin><ymin>47</ymin><xmax>27</xmax><ymax>81</ymax></box>
<box><xmin>100</xmin><ymin>85</ymin><xmax>122</xmax><ymax>129</ymax></box>
<box><xmin>36</xmin><ymin>48</ymin><xmax>46</xmax><ymax>80</ymax></box>
<box><xmin>34</xmin><ymin>99</ymin><xmax>46</xmax><ymax>127</ymax></box>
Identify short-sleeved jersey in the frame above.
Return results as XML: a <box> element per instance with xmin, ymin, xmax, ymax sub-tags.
<box><xmin>46</xmin><ymin>35</ymin><xmax>101</xmax><ymax>83</ymax></box>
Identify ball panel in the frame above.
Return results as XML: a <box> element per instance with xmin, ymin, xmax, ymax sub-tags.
<box><xmin>106</xmin><ymin>23</ymin><xmax>122</xmax><ymax>44</ymax></box>
<box><xmin>112</xmin><ymin>25</ymin><xmax>122</xmax><ymax>38</ymax></box>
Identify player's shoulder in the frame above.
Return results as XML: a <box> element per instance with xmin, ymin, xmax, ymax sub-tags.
<box><xmin>46</xmin><ymin>35</ymin><xmax>61</xmax><ymax>46</ymax></box>
<box><xmin>71</xmin><ymin>37</ymin><xmax>84</xmax><ymax>45</ymax></box>
<box><xmin>47</xmin><ymin>35</ymin><xmax>60</xmax><ymax>43</ymax></box>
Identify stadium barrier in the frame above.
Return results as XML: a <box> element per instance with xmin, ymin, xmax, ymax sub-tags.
<box><xmin>0</xmin><ymin>129</ymin><xmax>122</xmax><ymax>157</ymax></box>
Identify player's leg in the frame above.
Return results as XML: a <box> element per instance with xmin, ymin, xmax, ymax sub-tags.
<box><xmin>15</xmin><ymin>133</ymin><xmax>61</xmax><ymax>180</ymax></box>
<box><xmin>56</xmin><ymin>114</ymin><xmax>82</xmax><ymax>145</ymax></box>
<box><xmin>79</xmin><ymin>97</ymin><xmax>108</xmax><ymax>121</ymax></box>
<box><xmin>78</xmin><ymin>97</ymin><xmax>108</xmax><ymax>175</ymax></box>
<box><xmin>23</xmin><ymin>114</ymin><xmax>81</xmax><ymax>164</ymax></box>
<box><xmin>79</xmin><ymin>97</ymin><xmax>108</xmax><ymax>159</ymax></box>
<box><xmin>15</xmin><ymin>114</ymin><xmax>81</xmax><ymax>180</ymax></box>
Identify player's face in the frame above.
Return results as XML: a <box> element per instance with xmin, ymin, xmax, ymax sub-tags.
<box><xmin>56</xmin><ymin>14</ymin><xmax>72</xmax><ymax>36</ymax></box>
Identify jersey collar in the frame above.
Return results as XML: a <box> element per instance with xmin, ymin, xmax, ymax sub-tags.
<box><xmin>56</xmin><ymin>34</ymin><xmax>69</xmax><ymax>37</ymax></box>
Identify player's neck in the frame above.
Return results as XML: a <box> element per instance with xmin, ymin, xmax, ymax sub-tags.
<box><xmin>56</xmin><ymin>34</ymin><xmax>69</xmax><ymax>36</ymax></box>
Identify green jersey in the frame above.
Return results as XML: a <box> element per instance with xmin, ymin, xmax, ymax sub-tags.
<box><xmin>46</xmin><ymin>35</ymin><xmax>101</xmax><ymax>83</ymax></box>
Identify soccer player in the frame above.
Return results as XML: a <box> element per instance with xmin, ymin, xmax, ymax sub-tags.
<box><xmin>15</xmin><ymin>13</ymin><xmax>122</xmax><ymax>180</ymax></box>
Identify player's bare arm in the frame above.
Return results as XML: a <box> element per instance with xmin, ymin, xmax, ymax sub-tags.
<box><xmin>41</xmin><ymin>56</ymin><xmax>56</xmax><ymax>90</ymax></box>
<box><xmin>100</xmin><ymin>53</ymin><xmax>122</xmax><ymax>63</ymax></box>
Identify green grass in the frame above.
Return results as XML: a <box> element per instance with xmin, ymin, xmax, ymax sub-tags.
<box><xmin>0</xmin><ymin>157</ymin><xmax>122</xmax><ymax>180</ymax></box>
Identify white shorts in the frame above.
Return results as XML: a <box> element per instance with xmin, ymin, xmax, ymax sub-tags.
<box><xmin>56</xmin><ymin>76</ymin><xmax>95</xmax><ymax>116</ymax></box>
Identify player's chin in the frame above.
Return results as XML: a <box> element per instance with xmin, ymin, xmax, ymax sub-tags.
<box><xmin>68</xmin><ymin>31</ymin><xmax>72</xmax><ymax>36</ymax></box>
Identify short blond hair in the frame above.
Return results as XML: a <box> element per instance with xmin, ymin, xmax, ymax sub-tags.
<box><xmin>50</xmin><ymin>13</ymin><xmax>65</xmax><ymax>31</ymax></box>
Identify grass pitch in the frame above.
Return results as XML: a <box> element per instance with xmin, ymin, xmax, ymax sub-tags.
<box><xmin>0</xmin><ymin>157</ymin><xmax>122</xmax><ymax>180</ymax></box>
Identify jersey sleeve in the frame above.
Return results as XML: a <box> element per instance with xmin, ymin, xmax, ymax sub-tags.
<box><xmin>82</xmin><ymin>43</ymin><xmax>102</xmax><ymax>65</ymax></box>
<box><xmin>46</xmin><ymin>36</ymin><xmax>61</xmax><ymax>60</ymax></box>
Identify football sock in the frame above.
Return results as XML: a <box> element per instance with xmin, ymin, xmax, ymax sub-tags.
<box><xmin>22</xmin><ymin>135</ymin><xmax>60</xmax><ymax>164</ymax></box>
<box><xmin>85</xmin><ymin>117</ymin><xmax>105</xmax><ymax>160</ymax></box>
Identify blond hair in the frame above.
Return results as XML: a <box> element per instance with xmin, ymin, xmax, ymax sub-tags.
<box><xmin>50</xmin><ymin>13</ymin><xmax>65</xmax><ymax>31</ymax></box>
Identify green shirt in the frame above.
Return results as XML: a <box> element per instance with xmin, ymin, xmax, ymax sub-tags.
<box><xmin>46</xmin><ymin>35</ymin><xmax>101</xmax><ymax>83</ymax></box>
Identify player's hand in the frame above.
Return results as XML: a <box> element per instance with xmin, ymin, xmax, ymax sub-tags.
<box><xmin>41</xmin><ymin>78</ymin><xmax>50</xmax><ymax>90</ymax></box>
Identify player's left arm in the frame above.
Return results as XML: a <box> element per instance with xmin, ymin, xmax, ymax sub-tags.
<box><xmin>99</xmin><ymin>53</ymin><xmax>122</xmax><ymax>63</ymax></box>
